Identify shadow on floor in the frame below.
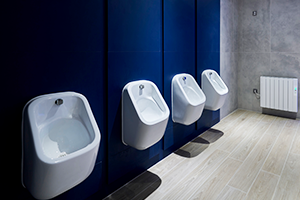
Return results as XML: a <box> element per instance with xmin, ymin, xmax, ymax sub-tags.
<box><xmin>175</xmin><ymin>128</ymin><xmax>224</xmax><ymax>158</ymax></box>
<box><xmin>103</xmin><ymin>171</ymin><xmax>161</xmax><ymax>200</ymax></box>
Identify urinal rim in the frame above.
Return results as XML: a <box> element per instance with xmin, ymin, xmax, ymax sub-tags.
<box><xmin>122</xmin><ymin>80</ymin><xmax>170</xmax><ymax>125</ymax></box>
<box><xmin>202</xmin><ymin>70</ymin><xmax>229</xmax><ymax>95</ymax></box>
<box><xmin>22</xmin><ymin>91</ymin><xmax>101</xmax><ymax>165</ymax></box>
<box><xmin>172</xmin><ymin>73</ymin><xmax>206</xmax><ymax>106</ymax></box>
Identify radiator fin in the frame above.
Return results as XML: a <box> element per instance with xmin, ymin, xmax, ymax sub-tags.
<box><xmin>260</xmin><ymin>76</ymin><xmax>298</xmax><ymax>112</ymax></box>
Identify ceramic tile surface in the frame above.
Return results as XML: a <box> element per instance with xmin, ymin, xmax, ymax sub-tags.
<box><xmin>104</xmin><ymin>110</ymin><xmax>300</xmax><ymax>200</ymax></box>
<box><xmin>221</xmin><ymin>0</ymin><xmax>300</xmax><ymax>118</ymax></box>
<box><xmin>271</xmin><ymin>0</ymin><xmax>300</xmax><ymax>53</ymax></box>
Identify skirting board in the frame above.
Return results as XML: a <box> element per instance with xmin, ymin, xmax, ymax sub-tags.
<box><xmin>262</xmin><ymin>108</ymin><xmax>297</xmax><ymax>119</ymax></box>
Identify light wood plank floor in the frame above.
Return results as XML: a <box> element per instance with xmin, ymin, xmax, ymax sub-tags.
<box><xmin>103</xmin><ymin>109</ymin><xmax>300</xmax><ymax>200</ymax></box>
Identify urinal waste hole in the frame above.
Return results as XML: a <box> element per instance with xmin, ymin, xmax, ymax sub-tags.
<box><xmin>41</xmin><ymin>118</ymin><xmax>93</xmax><ymax>159</ymax></box>
<box><xmin>59</xmin><ymin>152</ymin><xmax>67</xmax><ymax>158</ymax></box>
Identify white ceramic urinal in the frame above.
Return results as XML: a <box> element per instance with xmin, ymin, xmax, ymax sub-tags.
<box><xmin>22</xmin><ymin>92</ymin><xmax>101</xmax><ymax>199</ymax></box>
<box><xmin>202</xmin><ymin>69</ymin><xmax>228</xmax><ymax>111</ymax></box>
<box><xmin>172</xmin><ymin>73</ymin><xmax>206</xmax><ymax>125</ymax></box>
<box><xmin>122</xmin><ymin>80</ymin><xmax>169</xmax><ymax>150</ymax></box>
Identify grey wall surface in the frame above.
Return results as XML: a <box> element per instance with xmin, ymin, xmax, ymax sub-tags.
<box><xmin>220</xmin><ymin>0</ymin><xmax>239</xmax><ymax>119</ymax></box>
<box><xmin>221</xmin><ymin>0</ymin><xmax>300</xmax><ymax>118</ymax></box>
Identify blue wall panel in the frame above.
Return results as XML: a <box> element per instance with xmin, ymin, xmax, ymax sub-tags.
<box><xmin>6</xmin><ymin>52</ymin><xmax>106</xmax><ymax>200</ymax></box>
<box><xmin>4</xmin><ymin>1</ymin><xmax>107</xmax><ymax>199</ymax></box>
<box><xmin>163</xmin><ymin>52</ymin><xmax>196</xmax><ymax>150</ymax></box>
<box><xmin>107</xmin><ymin>52</ymin><xmax>163</xmax><ymax>169</ymax></box>
<box><xmin>17</xmin><ymin>0</ymin><xmax>105</xmax><ymax>52</ymax></box>
<box><xmin>196</xmin><ymin>0</ymin><xmax>221</xmax><ymax>130</ymax></box>
<box><xmin>107</xmin><ymin>0</ymin><xmax>163</xmax><ymax>184</ymax></box>
<box><xmin>163</xmin><ymin>0</ymin><xmax>197</xmax><ymax>150</ymax></box>
<box><xmin>197</xmin><ymin>0</ymin><xmax>221</xmax><ymax>53</ymax></box>
<box><xmin>164</xmin><ymin>0</ymin><xmax>195</xmax><ymax>52</ymax></box>
<box><xmin>163</xmin><ymin>52</ymin><xmax>195</xmax><ymax>110</ymax></box>
<box><xmin>108</xmin><ymin>0</ymin><xmax>162</xmax><ymax>52</ymax></box>
<box><xmin>5</xmin><ymin>0</ymin><xmax>221</xmax><ymax>199</ymax></box>
<box><xmin>196</xmin><ymin>51</ymin><xmax>220</xmax><ymax>82</ymax></box>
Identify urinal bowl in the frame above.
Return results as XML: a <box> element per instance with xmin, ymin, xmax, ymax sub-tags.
<box><xmin>22</xmin><ymin>92</ymin><xmax>101</xmax><ymax>199</ymax></box>
<box><xmin>122</xmin><ymin>80</ymin><xmax>169</xmax><ymax>150</ymax></box>
<box><xmin>202</xmin><ymin>70</ymin><xmax>229</xmax><ymax>111</ymax></box>
<box><xmin>172</xmin><ymin>73</ymin><xmax>206</xmax><ymax>125</ymax></box>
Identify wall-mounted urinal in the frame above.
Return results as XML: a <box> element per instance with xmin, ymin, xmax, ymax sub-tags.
<box><xmin>202</xmin><ymin>69</ymin><xmax>229</xmax><ymax>111</ymax></box>
<box><xmin>22</xmin><ymin>92</ymin><xmax>101</xmax><ymax>199</ymax></box>
<box><xmin>172</xmin><ymin>73</ymin><xmax>206</xmax><ymax>125</ymax></box>
<box><xmin>122</xmin><ymin>80</ymin><xmax>169</xmax><ymax>150</ymax></box>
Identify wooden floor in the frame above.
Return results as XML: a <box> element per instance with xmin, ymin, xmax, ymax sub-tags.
<box><xmin>103</xmin><ymin>109</ymin><xmax>300</xmax><ymax>200</ymax></box>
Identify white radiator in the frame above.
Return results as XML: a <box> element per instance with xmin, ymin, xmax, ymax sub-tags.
<box><xmin>260</xmin><ymin>76</ymin><xmax>298</xmax><ymax>112</ymax></box>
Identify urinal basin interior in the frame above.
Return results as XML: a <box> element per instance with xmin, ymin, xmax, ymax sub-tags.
<box><xmin>137</xmin><ymin>97</ymin><xmax>164</xmax><ymax>123</ymax></box>
<box><xmin>182</xmin><ymin>85</ymin><xmax>203</xmax><ymax>105</ymax></box>
<box><xmin>41</xmin><ymin>118</ymin><xmax>92</xmax><ymax>159</ymax></box>
<box><xmin>209</xmin><ymin>73</ymin><xmax>225</xmax><ymax>90</ymax></box>
<box><xmin>174</xmin><ymin>74</ymin><xmax>206</xmax><ymax>106</ymax></box>
<box><xmin>204</xmin><ymin>70</ymin><xmax>228</xmax><ymax>95</ymax></box>
<box><xmin>28</xmin><ymin>94</ymin><xmax>97</xmax><ymax>161</ymax></box>
<box><xmin>202</xmin><ymin>70</ymin><xmax>228</xmax><ymax>111</ymax></box>
<box><xmin>127</xmin><ymin>80</ymin><xmax>169</xmax><ymax>125</ymax></box>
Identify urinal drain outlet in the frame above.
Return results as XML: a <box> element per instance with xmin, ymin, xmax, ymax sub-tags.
<box><xmin>59</xmin><ymin>152</ymin><xmax>67</xmax><ymax>158</ymax></box>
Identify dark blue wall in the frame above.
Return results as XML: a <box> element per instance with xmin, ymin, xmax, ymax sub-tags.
<box><xmin>107</xmin><ymin>0</ymin><xmax>163</xmax><ymax>184</ymax></box>
<box><xmin>4</xmin><ymin>1</ymin><xmax>107</xmax><ymax>199</ymax></box>
<box><xmin>3</xmin><ymin>0</ymin><xmax>220</xmax><ymax>199</ymax></box>
<box><xmin>163</xmin><ymin>0</ymin><xmax>196</xmax><ymax>150</ymax></box>
<box><xmin>196</xmin><ymin>0</ymin><xmax>221</xmax><ymax>129</ymax></box>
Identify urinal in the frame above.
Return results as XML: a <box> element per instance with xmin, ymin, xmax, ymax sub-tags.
<box><xmin>201</xmin><ymin>69</ymin><xmax>229</xmax><ymax>111</ymax></box>
<box><xmin>22</xmin><ymin>92</ymin><xmax>101</xmax><ymax>199</ymax></box>
<box><xmin>122</xmin><ymin>80</ymin><xmax>169</xmax><ymax>150</ymax></box>
<box><xmin>172</xmin><ymin>73</ymin><xmax>206</xmax><ymax>125</ymax></box>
